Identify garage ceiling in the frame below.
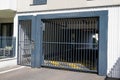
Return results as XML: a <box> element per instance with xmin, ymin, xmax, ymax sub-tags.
<box><xmin>0</xmin><ymin>10</ymin><xmax>16</xmax><ymax>18</ymax></box>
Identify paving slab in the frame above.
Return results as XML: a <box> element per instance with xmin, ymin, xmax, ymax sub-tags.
<box><xmin>0</xmin><ymin>65</ymin><xmax>21</xmax><ymax>72</ymax></box>
<box><xmin>0</xmin><ymin>66</ymin><xmax>106</xmax><ymax>80</ymax></box>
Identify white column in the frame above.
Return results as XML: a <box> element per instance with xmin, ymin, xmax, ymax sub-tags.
<box><xmin>13</xmin><ymin>14</ymin><xmax>18</xmax><ymax>58</ymax></box>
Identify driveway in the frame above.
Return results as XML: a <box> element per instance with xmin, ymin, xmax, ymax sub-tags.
<box><xmin>0</xmin><ymin>66</ymin><xmax>105</xmax><ymax>80</ymax></box>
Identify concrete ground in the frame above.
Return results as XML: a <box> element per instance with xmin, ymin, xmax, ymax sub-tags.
<box><xmin>0</xmin><ymin>66</ymin><xmax>106</xmax><ymax>80</ymax></box>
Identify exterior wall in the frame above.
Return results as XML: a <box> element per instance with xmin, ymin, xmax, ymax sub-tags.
<box><xmin>0</xmin><ymin>0</ymin><xmax>16</xmax><ymax>11</ymax></box>
<box><xmin>16</xmin><ymin>6</ymin><xmax>120</xmax><ymax>78</ymax></box>
<box><xmin>0</xmin><ymin>58</ymin><xmax>17</xmax><ymax>68</ymax></box>
<box><xmin>17</xmin><ymin>0</ymin><xmax>120</xmax><ymax>12</ymax></box>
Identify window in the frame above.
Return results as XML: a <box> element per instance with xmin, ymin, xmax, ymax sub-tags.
<box><xmin>0</xmin><ymin>23</ymin><xmax>15</xmax><ymax>59</ymax></box>
<box><xmin>33</xmin><ymin>0</ymin><xmax>47</xmax><ymax>5</ymax></box>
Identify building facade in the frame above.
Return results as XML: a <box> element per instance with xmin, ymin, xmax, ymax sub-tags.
<box><xmin>16</xmin><ymin>0</ymin><xmax>120</xmax><ymax>79</ymax></box>
<box><xmin>1</xmin><ymin>0</ymin><xmax>120</xmax><ymax>79</ymax></box>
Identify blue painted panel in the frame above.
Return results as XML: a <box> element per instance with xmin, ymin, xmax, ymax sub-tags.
<box><xmin>18</xmin><ymin>16</ymin><xmax>33</xmax><ymax>20</ymax></box>
<box><xmin>37</xmin><ymin>10</ymin><xmax>108</xmax><ymax>19</ymax></box>
<box><xmin>99</xmin><ymin>14</ymin><xmax>108</xmax><ymax>75</ymax></box>
<box><xmin>33</xmin><ymin>0</ymin><xmax>47</xmax><ymax>5</ymax></box>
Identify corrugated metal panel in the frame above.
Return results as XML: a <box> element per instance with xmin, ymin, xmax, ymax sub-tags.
<box><xmin>107</xmin><ymin>7</ymin><xmax>120</xmax><ymax>79</ymax></box>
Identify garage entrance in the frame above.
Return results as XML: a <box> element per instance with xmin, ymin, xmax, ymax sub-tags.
<box><xmin>42</xmin><ymin>17</ymin><xmax>99</xmax><ymax>72</ymax></box>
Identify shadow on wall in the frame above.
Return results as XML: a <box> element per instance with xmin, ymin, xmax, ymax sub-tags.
<box><xmin>105</xmin><ymin>57</ymin><xmax>120</xmax><ymax>80</ymax></box>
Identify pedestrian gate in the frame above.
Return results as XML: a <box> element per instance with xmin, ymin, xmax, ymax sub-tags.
<box><xmin>18</xmin><ymin>20</ymin><xmax>33</xmax><ymax>66</ymax></box>
<box><xmin>42</xmin><ymin>17</ymin><xmax>99</xmax><ymax>72</ymax></box>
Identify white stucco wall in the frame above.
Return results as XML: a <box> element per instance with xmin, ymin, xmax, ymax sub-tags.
<box><xmin>16</xmin><ymin>6</ymin><xmax>120</xmax><ymax>78</ymax></box>
<box><xmin>0</xmin><ymin>0</ymin><xmax>16</xmax><ymax>11</ymax></box>
<box><xmin>17</xmin><ymin>0</ymin><xmax>120</xmax><ymax>12</ymax></box>
<box><xmin>13</xmin><ymin>15</ymin><xmax>18</xmax><ymax>58</ymax></box>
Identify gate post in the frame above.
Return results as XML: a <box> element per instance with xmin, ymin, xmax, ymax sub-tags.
<box><xmin>31</xmin><ymin>16</ymin><xmax>44</xmax><ymax>68</ymax></box>
<box><xmin>98</xmin><ymin>14</ymin><xmax>108</xmax><ymax>76</ymax></box>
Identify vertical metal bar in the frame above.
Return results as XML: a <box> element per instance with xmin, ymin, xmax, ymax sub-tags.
<box><xmin>56</xmin><ymin>20</ymin><xmax>59</xmax><ymax>62</ymax></box>
<box><xmin>23</xmin><ymin>21</ymin><xmax>25</xmax><ymax>65</ymax></box>
<box><xmin>93</xmin><ymin>18</ymin><xmax>95</xmax><ymax>70</ymax></box>
<box><xmin>89</xmin><ymin>18</ymin><xmax>91</xmax><ymax>70</ymax></box>
<box><xmin>78</xmin><ymin>19</ymin><xmax>80</xmax><ymax>69</ymax></box>
<box><xmin>87</xmin><ymin>18</ymin><xmax>89</xmax><ymax>69</ymax></box>
<box><xmin>53</xmin><ymin>20</ymin><xmax>55</xmax><ymax>62</ymax></box>
<box><xmin>95</xmin><ymin>18</ymin><xmax>97</xmax><ymax>70</ymax></box>
<box><xmin>73</xmin><ymin>19</ymin><xmax>75</xmax><ymax>68</ymax></box>
<box><xmin>67</xmin><ymin>19</ymin><xmax>69</xmax><ymax>64</ymax></box>
<box><xmin>59</xmin><ymin>19</ymin><xmax>61</xmax><ymax>65</ymax></box>
<box><xmin>50</xmin><ymin>20</ymin><xmax>52</xmax><ymax>66</ymax></box>
<box><xmin>90</xmin><ymin>18</ymin><xmax>92</xmax><ymax>70</ymax></box>
<box><xmin>43</xmin><ymin>21</ymin><xmax>45</xmax><ymax>65</ymax></box>
<box><xmin>76</xmin><ymin>19</ymin><xmax>78</xmax><ymax>68</ymax></box>
<box><xmin>62</xmin><ymin>19</ymin><xmax>63</xmax><ymax>63</ymax></box>
<box><xmin>80</xmin><ymin>19</ymin><xmax>82</xmax><ymax>65</ymax></box>
<box><xmin>68</xmin><ymin>20</ymin><xmax>70</xmax><ymax>64</ymax></box>
<box><xmin>47</xmin><ymin>20</ymin><xmax>49</xmax><ymax>65</ymax></box>
<box><xmin>51</xmin><ymin>20</ymin><xmax>53</xmax><ymax>64</ymax></box>
<box><xmin>86</xmin><ymin>18</ymin><xmax>88</xmax><ymax>69</ymax></box>
<box><xmin>71</xmin><ymin>19</ymin><xmax>73</xmax><ymax>67</ymax></box>
<box><xmin>44</xmin><ymin>20</ymin><xmax>46</xmax><ymax>65</ymax></box>
<box><xmin>63</xmin><ymin>19</ymin><xmax>65</xmax><ymax>63</ymax></box>
<box><xmin>92</xmin><ymin>18</ymin><xmax>95</xmax><ymax>70</ymax></box>
<box><xmin>70</xmin><ymin>19</ymin><xmax>72</xmax><ymax>65</ymax></box>
<box><xmin>45</xmin><ymin>20</ymin><xmax>50</xmax><ymax>66</ymax></box>
<box><xmin>59</xmin><ymin>19</ymin><xmax>62</xmax><ymax>61</ymax></box>
<box><xmin>83</xmin><ymin>19</ymin><xmax>85</xmax><ymax>68</ymax></box>
<box><xmin>96</xmin><ymin>18</ymin><xmax>98</xmax><ymax>71</ymax></box>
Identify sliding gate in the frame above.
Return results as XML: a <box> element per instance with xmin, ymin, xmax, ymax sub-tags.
<box><xmin>42</xmin><ymin>17</ymin><xmax>99</xmax><ymax>72</ymax></box>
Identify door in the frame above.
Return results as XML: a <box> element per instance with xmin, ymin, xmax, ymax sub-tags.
<box><xmin>18</xmin><ymin>20</ymin><xmax>34</xmax><ymax>66</ymax></box>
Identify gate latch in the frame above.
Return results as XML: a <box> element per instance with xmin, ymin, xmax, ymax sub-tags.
<box><xmin>31</xmin><ymin>40</ymin><xmax>35</xmax><ymax>50</ymax></box>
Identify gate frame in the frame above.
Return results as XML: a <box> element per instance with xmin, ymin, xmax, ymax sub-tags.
<box><xmin>18</xmin><ymin>16</ymin><xmax>39</xmax><ymax>67</ymax></box>
<box><xmin>18</xmin><ymin>10</ymin><xmax>108</xmax><ymax>76</ymax></box>
<box><xmin>36</xmin><ymin>10</ymin><xmax>108</xmax><ymax>76</ymax></box>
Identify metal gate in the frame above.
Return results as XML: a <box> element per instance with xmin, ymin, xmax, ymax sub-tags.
<box><xmin>18</xmin><ymin>20</ymin><xmax>33</xmax><ymax>66</ymax></box>
<box><xmin>42</xmin><ymin>17</ymin><xmax>99</xmax><ymax>72</ymax></box>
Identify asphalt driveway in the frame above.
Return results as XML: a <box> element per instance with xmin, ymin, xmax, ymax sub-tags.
<box><xmin>0</xmin><ymin>66</ymin><xmax>105</xmax><ymax>80</ymax></box>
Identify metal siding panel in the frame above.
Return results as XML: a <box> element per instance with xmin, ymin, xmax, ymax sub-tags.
<box><xmin>107</xmin><ymin>7</ymin><xmax>120</xmax><ymax>79</ymax></box>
